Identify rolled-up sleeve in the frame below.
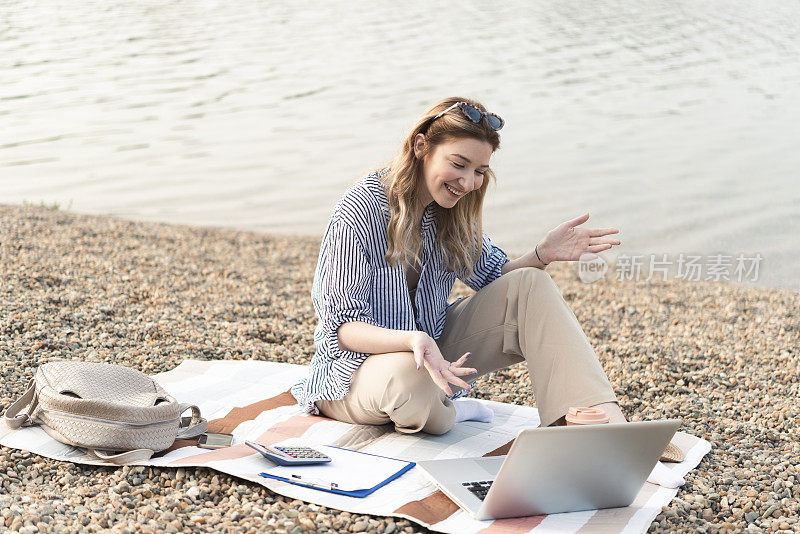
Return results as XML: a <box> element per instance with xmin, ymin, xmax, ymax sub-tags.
<box><xmin>319</xmin><ymin>219</ymin><xmax>382</xmax><ymax>361</ymax></box>
<box><xmin>458</xmin><ymin>232</ymin><xmax>509</xmax><ymax>292</ymax></box>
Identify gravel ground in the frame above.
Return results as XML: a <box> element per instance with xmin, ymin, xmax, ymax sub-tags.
<box><xmin>1</xmin><ymin>204</ymin><xmax>798</xmax><ymax>534</ymax></box>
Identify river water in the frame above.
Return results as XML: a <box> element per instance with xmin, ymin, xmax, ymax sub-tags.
<box><xmin>2</xmin><ymin>1</ymin><xmax>798</xmax><ymax>289</ymax></box>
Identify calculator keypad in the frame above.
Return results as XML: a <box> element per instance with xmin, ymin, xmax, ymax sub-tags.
<box><xmin>245</xmin><ymin>440</ymin><xmax>331</xmax><ymax>465</ymax></box>
<box><xmin>275</xmin><ymin>446</ymin><xmax>329</xmax><ymax>459</ymax></box>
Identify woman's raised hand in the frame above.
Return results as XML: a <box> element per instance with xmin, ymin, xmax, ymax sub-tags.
<box><xmin>408</xmin><ymin>331</ymin><xmax>476</xmax><ymax>397</ymax></box>
<box><xmin>536</xmin><ymin>213</ymin><xmax>620</xmax><ymax>264</ymax></box>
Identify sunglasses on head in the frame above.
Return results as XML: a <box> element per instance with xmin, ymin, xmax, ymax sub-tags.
<box><xmin>430</xmin><ymin>101</ymin><xmax>504</xmax><ymax>131</ymax></box>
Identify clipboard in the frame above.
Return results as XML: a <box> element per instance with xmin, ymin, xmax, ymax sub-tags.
<box><xmin>258</xmin><ymin>445</ymin><xmax>415</xmax><ymax>498</ymax></box>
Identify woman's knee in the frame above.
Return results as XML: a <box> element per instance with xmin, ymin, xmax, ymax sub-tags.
<box><xmin>365</xmin><ymin>351</ymin><xmax>439</xmax><ymax>398</ymax></box>
<box><xmin>513</xmin><ymin>266</ymin><xmax>559</xmax><ymax>294</ymax></box>
<box><xmin>367</xmin><ymin>351</ymin><xmax>453</xmax><ymax>434</ymax></box>
<box><xmin>514</xmin><ymin>266</ymin><xmax>553</xmax><ymax>283</ymax></box>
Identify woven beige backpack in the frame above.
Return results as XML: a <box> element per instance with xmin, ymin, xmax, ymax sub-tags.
<box><xmin>3</xmin><ymin>361</ymin><xmax>208</xmax><ymax>465</ymax></box>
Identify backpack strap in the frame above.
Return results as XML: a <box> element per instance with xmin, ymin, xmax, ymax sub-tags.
<box><xmin>3</xmin><ymin>379</ymin><xmax>38</xmax><ymax>430</ymax></box>
<box><xmin>176</xmin><ymin>403</ymin><xmax>207</xmax><ymax>439</ymax></box>
<box><xmin>87</xmin><ymin>448</ymin><xmax>155</xmax><ymax>464</ymax></box>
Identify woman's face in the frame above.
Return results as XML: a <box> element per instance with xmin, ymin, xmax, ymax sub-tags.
<box><xmin>414</xmin><ymin>135</ymin><xmax>493</xmax><ymax>209</ymax></box>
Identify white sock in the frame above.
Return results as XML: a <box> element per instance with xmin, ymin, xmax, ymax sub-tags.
<box><xmin>646</xmin><ymin>461</ymin><xmax>685</xmax><ymax>488</ymax></box>
<box><xmin>453</xmin><ymin>399</ymin><xmax>494</xmax><ymax>424</ymax></box>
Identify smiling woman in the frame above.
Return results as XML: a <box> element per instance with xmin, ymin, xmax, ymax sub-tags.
<box><xmin>379</xmin><ymin>99</ymin><xmax>503</xmax><ymax>284</ymax></box>
<box><xmin>416</xmin><ymin>139</ymin><xmax>492</xmax><ymax>205</ymax></box>
<box><xmin>290</xmin><ymin>96</ymin><xmax>627</xmax><ymax>436</ymax></box>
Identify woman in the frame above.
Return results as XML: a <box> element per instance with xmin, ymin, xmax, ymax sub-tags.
<box><xmin>290</xmin><ymin>96</ymin><xmax>625</xmax><ymax>434</ymax></box>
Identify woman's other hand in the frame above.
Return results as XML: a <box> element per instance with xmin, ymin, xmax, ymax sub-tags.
<box><xmin>536</xmin><ymin>212</ymin><xmax>620</xmax><ymax>264</ymax></box>
<box><xmin>407</xmin><ymin>331</ymin><xmax>476</xmax><ymax>396</ymax></box>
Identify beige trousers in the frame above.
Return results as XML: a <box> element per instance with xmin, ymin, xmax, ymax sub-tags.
<box><xmin>316</xmin><ymin>267</ymin><xmax>617</xmax><ymax>433</ymax></box>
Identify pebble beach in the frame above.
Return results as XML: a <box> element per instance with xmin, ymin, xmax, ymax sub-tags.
<box><xmin>1</xmin><ymin>204</ymin><xmax>798</xmax><ymax>533</ymax></box>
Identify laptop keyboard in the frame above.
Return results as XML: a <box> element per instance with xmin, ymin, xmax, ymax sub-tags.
<box><xmin>462</xmin><ymin>480</ymin><xmax>494</xmax><ymax>501</ymax></box>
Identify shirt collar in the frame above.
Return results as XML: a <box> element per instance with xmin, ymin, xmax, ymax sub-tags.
<box><xmin>367</xmin><ymin>170</ymin><xmax>437</xmax><ymax>231</ymax></box>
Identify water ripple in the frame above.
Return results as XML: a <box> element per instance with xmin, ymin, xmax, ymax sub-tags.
<box><xmin>1</xmin><ymin>0</ymin><xmax>798</xmax><ymax>289</ymax></box>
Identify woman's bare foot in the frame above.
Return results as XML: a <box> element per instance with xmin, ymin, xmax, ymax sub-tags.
<box><xmin>547</xmin><ymin>415</ymin><xmax>567</xmax><ymax>427</ymax></box>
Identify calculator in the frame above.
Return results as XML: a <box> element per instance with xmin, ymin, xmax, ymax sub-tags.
<box><xmin>245</xmin><ymin>441</ymin><xmax>332</xmax><ymax>466</ymax></box>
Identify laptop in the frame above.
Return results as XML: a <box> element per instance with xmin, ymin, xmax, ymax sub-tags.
<box><xmin>418</xmin><ymin>419</ymin><xmax>680</xmax><ymax>520</ymax></box>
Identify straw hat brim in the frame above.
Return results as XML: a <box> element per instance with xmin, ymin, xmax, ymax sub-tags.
<box><xmin>659</xmin><ymin>441</ymin><xmax>685</xmax><ymax>463</ymax></box>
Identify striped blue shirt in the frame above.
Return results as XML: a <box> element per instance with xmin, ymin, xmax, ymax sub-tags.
<box><xmin>290</xmin><ymin>169</ymin><xmax>510</xmax><ymax>414</ymax></box>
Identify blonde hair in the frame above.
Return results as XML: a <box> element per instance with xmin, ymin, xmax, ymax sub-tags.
<box><xmin>373</xmin><ymin>97</ymin><xmax>501</xmax><ymax>279</ymax></box>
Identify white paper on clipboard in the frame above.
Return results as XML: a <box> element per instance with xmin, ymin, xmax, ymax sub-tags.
<box><xmin>260</xmin><ymin>445</ymin><xmax>412</xmax><ymax>492</ymax></box>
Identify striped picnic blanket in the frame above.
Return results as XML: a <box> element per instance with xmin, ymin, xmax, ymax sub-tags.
<box><xmin>0</xmin><ymin>359</ymin><xmax>711</xmax><ymax>533</ymax></box>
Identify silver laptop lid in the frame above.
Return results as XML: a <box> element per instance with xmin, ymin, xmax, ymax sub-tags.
<box><xmin>479</xmin><ymin>419</ymin><xmax>680</xmax><ymax>519</ymax></box>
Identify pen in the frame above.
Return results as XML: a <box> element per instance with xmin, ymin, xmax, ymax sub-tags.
<box><xmin>290</xmin><ymin>474</ymin><xmax>340</xmax><ymax>490</ymax></box>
